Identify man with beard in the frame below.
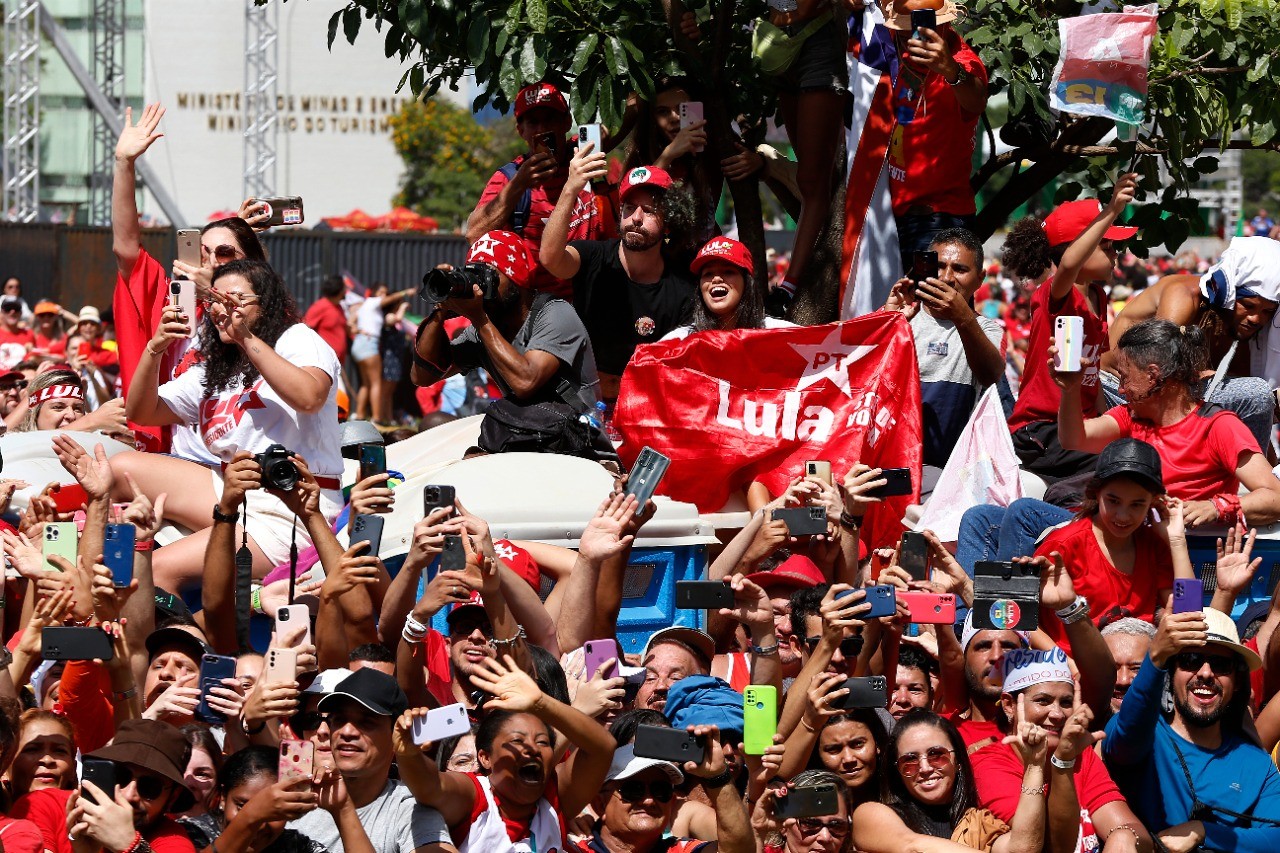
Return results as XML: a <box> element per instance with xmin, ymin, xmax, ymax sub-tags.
<box><xmin>410</xmin><ymin>229</ymin><xmax>601</xmax><ymax>415</ymax></box>
<box><xmin>540</xmin><ymin>157</ymin><xmax>695</xmax><ymax>402</ymax></box>
<box><xmin>946</xmin><ymin>616</ymin><xmax>1028</xmax><ymax>749</ymax></box>
<box><xmin>1103</xmin><ymin>606</ymin><xmax>1280</xmax><ymax>851</ymax></box>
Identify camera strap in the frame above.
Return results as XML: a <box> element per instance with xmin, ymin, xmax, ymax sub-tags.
<box><xmin>234</xmin><ymin>499</ymin><xmax>253</xmax><ymax>653</ymax></box>
<box><xmin>288</xmin><ymin>517</ymin><xmax>298</xmax><ymax>605</ymax></box>
<box><xmin>1167</xmin><ymin>732</ymin><xmax>1280</xmax><ymax>827</ymax></box>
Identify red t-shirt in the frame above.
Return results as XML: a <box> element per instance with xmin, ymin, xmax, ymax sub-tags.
<box><xmin>303</xmin><ymin>298</ymin><xmax>350</xmax><ymax>363</ymax></box>
<box><xmin>971</xmin><ymin>741</ymin><xmax>1122</xmax><ymax>852</ymax></box>
<box><xmin>34</xmin><ymin>332</ymin><xmax>66</xmax><ymax>356</ymax></box>
<box><xmin>0</xmin><ymin>327</ymin><xmax>34</xmax><ymax>369</ymax></box>
<box><xmin>886</xmin><ymin>32</ymin><xmax>988</xmax><ymax>217</ymax></box>
<box><xmin>11</xmin><ymin>788</ymin><xmax>73</xmax><ymax>853</ymax></box>
<box><xmin>1105</xmin><ymin>403</ymin><xmax>1259</xmax><ymax>500</ymax></box>
<box><xmin>947</xmin><ymin>711</ymin><xmax>1003</xmax><ymax>749</ymax></box>
<box><xmin>463</xmin><ymin>772</ymin><xmax>564</xmax><ymax>845</ymax></box>
<box><xmin>1034</xmin><ymin>517</ymin><xmax>1172</xmax><ymax>656</ymax></box>
<box><xmin>1009</xmin><ymin>279</ymin><xmax>1109</xmax><ymax>433</ymax></box>
<box><xmin>145</xmin><ymin>817</ymin><xmax>198</xmax><ymax>853</ymax></box>
<box><xmin>476</xmin><ymin>157</ymin><xmax>611</xmax><ymax>297</ymax></box>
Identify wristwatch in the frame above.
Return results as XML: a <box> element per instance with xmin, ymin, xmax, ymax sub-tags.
<box><xmin>948</xmin><ymin>65</ymin><xmax>969</xmax><ymax>87</ymax></box>
<box><xmin>212</xmin><ymin>504</ymin><xmax>240</xmax><ymax>524</ymax></box>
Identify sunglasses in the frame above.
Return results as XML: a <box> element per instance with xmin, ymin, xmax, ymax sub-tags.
<box><xmin>0</xmin><ymin>380</ymin><xmax>27</xmax><ymax>391</ymax></box>
<box><xmin>1174</xmin><ymin>652</ymin><xmax>1238</xmax><ymax>676</ymax></box>
<box><xmin>897</xmin><ymin>746</ymin><xmax>954</xmax><ymax>778</ymax></box>
<box><xmin>292</xmin><ymin>711</ymin><xmax>329</xmax><ymax>732</ymax></box>
<box><xmin>797</xmin><ymin>818</ymin><xmax>851</xmax><ymax>838</ymax></box>
<box><xmin>112</xmin><ymin>765</ymin><xmax>170</xmax><ymax>800</ymax></box>
<box><xmin>1</xmin><ymin>306</ymin><xmax>19</xmax><ymax>314</ymax></box>
<box><xmin>615</xmin><ymin>778</ymin><xmax>675</xmax><ymax>804</ymax></box>
<box><xmin>205</xmin><ymin>244</ymin><xmax>240</xmax><ymax>260</ymax></box>
<box><xmin>803</xmin><ymin>635</ymin><xmax>864</xmax><ymax>658</ymax></box>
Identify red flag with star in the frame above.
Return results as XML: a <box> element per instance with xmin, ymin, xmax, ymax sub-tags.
<box><xmin>615</xmin><ymin>313</ymin><xmax>922</xmax><ymax>549</ymax></box>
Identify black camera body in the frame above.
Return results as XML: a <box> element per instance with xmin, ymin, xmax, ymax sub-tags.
<box><xmin>254</xmin><ymin>444</ymin><xmax>299</xmax><ymax>491</ymax></box>
<box><xmin>420</xmin><ymin>263</ymin><xmax>501</xmax><ymax>305</ymax></box>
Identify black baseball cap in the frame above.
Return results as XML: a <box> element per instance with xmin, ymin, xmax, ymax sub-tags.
<box><xmin>317</xmin><ymin>667</ymin><xmax>408</xmax><ymax>717</ymax></box>
<box><xmin>1095</xmin><ymin>438</ymin><xmax>1164</xmax><ymax>494</ymax></box>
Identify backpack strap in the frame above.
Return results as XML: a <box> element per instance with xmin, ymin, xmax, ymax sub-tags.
<box><xmin>523</xmin><ymin>293</ymin><xmax>590</xmax><ymax>413</ymax></box>
<box><xmin>499</xmin><ymin>160</ymin><xmax>533</xmax><ymax>235</ymax></box>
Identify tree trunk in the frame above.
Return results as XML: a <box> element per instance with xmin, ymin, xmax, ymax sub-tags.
<box><xmin>793</xmin><ymin>141</ymin><xmax>848</xmax><ymax>325</ymax></box>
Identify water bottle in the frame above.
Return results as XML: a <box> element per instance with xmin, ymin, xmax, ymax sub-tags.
<box><xmin>598</xmin><ymin>400</ymin><xmax>623</xmax><ymax>443</ymax></box>
<box><xmin>580</xmin><ymin>406</ymin><xmax>602</xmax><ymax>430</ymax></box>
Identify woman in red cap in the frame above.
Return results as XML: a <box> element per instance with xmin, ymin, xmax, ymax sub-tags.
<box><xmin>1001</xmin><ymin>173</ymin><xmax>1138</xmax><ymax>481</ymax></box>
<box><xmin>661</xmin><ymin>238</ymin><xmax>795</xmax><ymax>341</ymax></box>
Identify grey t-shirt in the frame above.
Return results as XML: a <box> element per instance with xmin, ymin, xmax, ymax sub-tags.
<box><xmin>288</xmin><ymin>779</ymin><xmax>451</xmax><ymax>853</ymax></box>
<box><xmin>451</xmin><ymin>296</ymin><xmax>601</xmax><ymax>412</ymax></box>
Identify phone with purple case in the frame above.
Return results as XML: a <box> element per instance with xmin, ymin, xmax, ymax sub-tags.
<box><xmin>1172</xmin><ymin>578</ymin><xmax>1203</xmax><ymax>614</ymax></box>
<box><xmin>584</xmin><ymin>639</ymin><xmax>620</xmax><ymax>680</ymax></box>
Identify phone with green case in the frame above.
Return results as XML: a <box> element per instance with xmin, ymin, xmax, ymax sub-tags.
<box><xmin>42</xmin><ymin>522</ymin><xmax>79</xmax><ymax>573</ymax></box>
<box><xmin>743</xmin><ymin>685</ymin><xmax>778</xmax><ymax>755</ymax></box>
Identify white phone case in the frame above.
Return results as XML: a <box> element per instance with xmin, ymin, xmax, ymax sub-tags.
<box><xmin>275</xmin><ymin>605</ymin><xmax>312</xmax><ymax>647</ymax></box>
<box><xmin>1053</xmin><ymin>315</ymin><xmax>1084</xmax><ymax>372</ymax></box>
<box><xmin>678</xmin><ymin>102</ymin><xmax>705</xmax><ymax>153</ymax></box>
<box><xmin>578</xmin><ymin>123</ymin><xmax>603</xmax><ymax>153</ymax></box>
<box><xmin>412</xmin><ymin>703</ymin><xmax>471</xmax><ymax>745</ymax></box>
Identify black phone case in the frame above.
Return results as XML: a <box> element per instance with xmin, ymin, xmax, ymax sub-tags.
<box><xmin>772</xmin><ymin>506</ymin><xmax>827</xmax><ymax>536</ymax></box>
<box><xmin>910</xmin><ymin>9</ymin><xmax>937</xmax><ymax>31</ymax></box>
<box><xmin>103</xmin><ymin>524</ymin><xmax>134</xmax><ymax>587</ymax></box>
<box><xmin>196</xmin><ymin>654</ymin><xmax>237</xmax><ymax>723</ymax></box>
<box><xmin>836</xmin><ymin>676</ymin><xmax>888</xmax><ymax>709</ymax></box>
<box><xmin>868</xmin><ymin>467</ymin><xmax>912</xmax><ymax>498</ymax></box>
<box><xmin>440</xmin><ymin>534</ymin><xmax>467</xmax><ymax>571</ymax></box>
<box><xmin>899</xmin><ymin>531</ymin><xmax>929</xmax><ymax>581</ymax></box>
<box><xmin>261</xmin><ymin>196</ymin><xmax>304</xmax><ymax>226</ymax></box>
<box><xmin>349</xmin><ymin>514</ymin><xmax>384</xmax><ymax>558</ymax></box>
<box><xmin>42</xmin><ymin>627</ymin><xmax>113</xmax><ymax>661</ymax></box>
<box><xmin>862</xmin><ymin>585</ymin><xmax>897</xmax><ymax>618</ymax></box>
<box><xmin>423</xmin><ymin>484</ymin><xmax>457</xmax><ymax>516</ymax></box>
<box><xmin>633</xmin><ymin>724</ymin><xmax>705</xmax><ymax>764</ymax></box>
<box><xmin>81</xmin><ymin>758</ymin><xmax>117</xmax><ymax>803</ymax></box>
<box><xmin>359</xmin><ymin>445</ymin><xmax>387</xmax><ymax>482</ymax></box>
<box><xmin>971</xmin><ymin>561</ymin><xmax>1041</xmax><ymax>631</ymax></box>
<box><xmin>675</xmin><ymin>580</ymin><xmax>734</xmax><ymax>610</ymax></box>
<box><xmin>626</xmin><ymin>447</ymin><xmax>671</xmax><ymax>508</ymax></box>
<box><xmin>775</xmin><ymin>782</ymin><xmax>841</xmax><ymax>819</ymax></box>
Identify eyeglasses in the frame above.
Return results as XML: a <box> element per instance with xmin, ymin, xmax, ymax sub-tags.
<box><xmin>897</xmin><ymin>746</ymin><xmax>954</xmax><ymax>778</ymax></box>
<box><xmin>112</xmin><ymin>765</ymin><xmax>170</xmax><ymax>800</ymax></box>
<box><xmin>1</xmin><ymin>306</ymin><xmax>20</xmax><ymax>314</ymax></box>
<box><xmin>202</xmin><ymin>292</ymin><xmax>260</xmax><ymax>308</ymax></box>
<box><xmin>797</xmin><ymin>818</ymin><xmax>851</xmax><ymax>838</ymax></box>
<box><xmin>1173</xmin><ymin>652</ymin><xmax>1238</xmax><ymax>676</ymax></box>
<box><xmin>804</xmin><ymin>635</ymin><xmax>865</xmax><ymax>658</ymax></box>
<box><xmin>615</xmin><ymin>778</ymin><xmax>675</xmax><ymax>804</ymax></box>
<box><xmin>204</xmin><ymin>244</ymin><xmax>241</xmax><ymax>260</ymax></box>
<box><xmin>292</xmin><ymin>711</ymin><xmax>329</xmax><ymax>732</ymax></box>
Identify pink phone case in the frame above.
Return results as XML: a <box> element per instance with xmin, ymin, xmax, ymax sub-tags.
<box><xmin>279</xmin><ymin>740</ymin><xmax>314</xmax><ymax>784</ymax></box>
<box><xmin>584</xmin><ymin>639</ymin><xmax>620</xmax><ymax>680</ymax></box>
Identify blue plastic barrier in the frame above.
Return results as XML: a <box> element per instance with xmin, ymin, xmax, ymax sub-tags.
<box><xmin>1186</xmin><ymin>533</ymin><xmax>1280</xmax><ymax>621</ymax></box>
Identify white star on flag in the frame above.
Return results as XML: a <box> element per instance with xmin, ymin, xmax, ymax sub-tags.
<box><xmin>790</xmin><ymin>326</ymin><xmax>875</xmax><ymax>397</ymax></box>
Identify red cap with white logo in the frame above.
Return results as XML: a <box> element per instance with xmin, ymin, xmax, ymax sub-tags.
<box><xmin>690</xmin><ymin>237</ymin><xmax>754</xmax><ymax>277</ymax></box>
<box><xmin>514</xmin><ymin>82</ymin><xmax>569</xmax><ymax>119</ymax></box>
<box><xmin>619</xmin><ymin>166</ymin><xmax>674</xmax><ymax>202</ymax></box>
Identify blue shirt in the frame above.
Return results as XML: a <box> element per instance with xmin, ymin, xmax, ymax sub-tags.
<box><xmin>1103</xmin><ymin>656</ymin><xmax>1280</xmax><ymax>852</ymax></box>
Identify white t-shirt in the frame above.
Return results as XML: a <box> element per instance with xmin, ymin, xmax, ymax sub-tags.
<box><xmin>659</xmin><ymin>316</ymin><xmax>796</xmax><ymax>341</ymax></box>
<box><xmin>356</xmin><ymin>296</ymin><xmax>384</xmax><ymax>337</ymax></box>
<box><xmin>157</xmin><ymin>323</ymin><xmax>343</xmax><ymax>477</ymax></box>
<box><xmin>289</xmin><ymin>779</ymin><xmax>451</xmax><ymax>853</ymax></box>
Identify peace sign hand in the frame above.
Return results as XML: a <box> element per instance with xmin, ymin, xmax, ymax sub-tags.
<box><xmin>1053</xmin><ymin>680</ymin><xmax>1103</xmax><ymax>764</ymax></box>
<box><xmin>1002</xmin><ymin>693</ymin><xmax>1049</xmax><ymax>767</ymax></box>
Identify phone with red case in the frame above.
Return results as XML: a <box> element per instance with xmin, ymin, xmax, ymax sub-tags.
<box><xmin>279</xmin><ymin>740</ymin><xmax>315</xmax><ymax>784</ymax></box>
<box><xmin>899</xmin><ymin>591</ymin><xmax>957</xmax><ymax>624</ymax></box>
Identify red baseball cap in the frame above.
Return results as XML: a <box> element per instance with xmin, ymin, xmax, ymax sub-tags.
<box><xmin>514</xmin><ymin>82</ymin><xmax>569</xmax><ymax>119</ymax></box>
<box><xmin>494</xmin><ymin>539</ymin><xmax>541</xmax><ymax>592</ymax></box>
<box><xmin>1043</xmin><ymin>199</ymin><xmax>1138</xmax><ymax>247</ymax></box>
<box><xmin>467</xmin><ymin>230</ymin><xmax>537</xmax><ymax>289</ymax></box>
<box><xmin>691</xmin><ymin>237</ymin><xmax>754</xmax><ymax>277</ymax></box>
<box><xmin>619</xmin><ymin>166</ymin><xmax>673</xmax><ymax>203</ymax></box>
<box><xmin>744</xmin><ymin>554</ymin><xmax>825</xmax><ymax>591</ymax></box>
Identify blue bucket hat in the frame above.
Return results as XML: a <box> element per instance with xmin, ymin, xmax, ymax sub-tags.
<box><xmin>662</xmin><ymin>675</ymin><xmax>744</xmax><ymax>741</ymax></box>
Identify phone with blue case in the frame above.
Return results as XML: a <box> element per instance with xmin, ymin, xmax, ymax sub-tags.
<box><xmin>862</xmin><ymin>585</ymin><xmax>897</xmax><ymax>618</ymax></box>
<box><xmin>103</xmin><ymin>524</ymin><xmax>135</xmax><ymax>587</ymax></box>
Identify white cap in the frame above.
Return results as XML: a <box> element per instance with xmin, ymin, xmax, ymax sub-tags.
<box><xmin>605</xmin><ymin>743</ymin><xmax>684</xmax><ymax>784</ymax></box>
<box><xmin>302</xmin><ymin>668</ymin><xmax>353</xmax><ymax>695</ymax></box>
<box><xmin>1001</xmin><ymin>646</ymin><xmax>1073</xmax><ymax>694</ymax></box>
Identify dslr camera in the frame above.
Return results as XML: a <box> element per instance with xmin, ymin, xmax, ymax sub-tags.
<box><xmin>420</xmin><ymin>263</ymin><xmax>501</xmax><ymax>306</ymax></box>
<box><xmin>254</xmin><ymin>444</ymin><xmax>299</xmax><ymax>491</ymax></box>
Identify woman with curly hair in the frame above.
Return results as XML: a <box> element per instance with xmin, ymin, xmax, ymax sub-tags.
<box><xmin>103</xmin><ymin>258</ymin><xmax>343</xmax><ymax>592</ymax></box>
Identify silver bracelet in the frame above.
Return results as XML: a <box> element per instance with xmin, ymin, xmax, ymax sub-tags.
<box><xmin>1055</xmin><ymin>595</ymin><xmax>1091</xmax><ymax>626</ymax></box>
<box><xmin>1020</xmin><ymin>783</ymin><xmax>1046</xmax><ymax>796</ymax></box>
<box><xmin>491</xmin><ymin>625</ymin><xmax>527</xmax><ymax>648</ymax></box>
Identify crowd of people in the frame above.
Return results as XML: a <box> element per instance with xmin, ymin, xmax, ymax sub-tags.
<box><xmin>2</xmin><ymin>1</ymin><xmax>1280</xmax><ymax>852</ymax></box>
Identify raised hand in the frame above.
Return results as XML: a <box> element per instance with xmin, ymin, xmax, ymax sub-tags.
<box><xmin>840</xmin><ymin>464</ymin><xmax>885</xmax><ymax>518</ymax></box>
<box><xmin>146</xmin><ymin>303</ymin><xmax>192</xmax><ymax>357</ymax></box>
<box><xmin>1032</xmin><ymin>551</ymin><xmax>1076</xmax><ymax>612</ymax></box>
<box><xmin>349</xmin><ymin>472</ymin><xmax>394</xmax><ymax>516</ymax></box>
<box><xmin>1002</xmin><ymin>693</ymin><xmax>1049</xmax><ymax>767</ymax></box>
<box><xmin>1150</xmin><ymin>605</ymin><xmax>1208</xmax><ymax>669</ymax></box>
<box><xmin>52</xmin><ymin>437</ymin><xmax>114</xmax><ymax>500</ymax></box>
<box><xmin>578</xmin><ymin>493</ymin><xmax>638</xmax><ymax>564</ymax></box>
<box><xmin>1215</xmin><ymin>522</ymin><xmax>1261</xmax><ymax>598</ymax></box>
<box><xmin>1053</xmin><ymin>680</ymin><xmax>1103</xmax><ymax>764</ymax></box>
<box><xmin>120</xmin><ymin>472</ymin><xmax>166</xmax><ymax>542</ymax></box>
<box><xmin>321</xmin><ymin>542</ymin><xmax>382</xmax><ymax>600</ymax></box>
<box><xmin>415</xmin><ymin>569</ymin><xmax>481</xmax><ymax>620</ymax></box>
<box><xmin>471</xmin><ymin>654</ymin><xmax>544</xmax><ymax>712</ymax></box>
<box><xmin>115</xmin><ymin>103</ymin><xmax>165</xmax><ymax>162</ymax></box>
<box><xmin>718</xmin><ymin>573</ymin><xmax>772</xmax><ymax>630</ymax></box>
<box><xmin>142</xmin><ymin>675</ymin><xmax>200</xmax><ymax>722</ymax></box>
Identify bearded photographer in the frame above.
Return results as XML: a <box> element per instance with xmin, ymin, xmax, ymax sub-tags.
<box><xmin>77</xmin><ymin>259</ymin><xmax>345</xmax><ymax>594</ymax></box>
<box><xmin>410</xmin><ymin>231</ymin><xmax>610</xmax><ymax>460</ymax></box>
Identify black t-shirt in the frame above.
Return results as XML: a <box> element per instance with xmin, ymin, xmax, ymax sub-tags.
<box><xmin>569</xmin><ymin>239</ymin><xmax>696</xmax><ymax>375</ymax></box>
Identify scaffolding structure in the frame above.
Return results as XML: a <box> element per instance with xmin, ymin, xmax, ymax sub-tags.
<box><xmin>2</xmin><ymin>0</ymin><xmax>40</xmax><ymax>222</ymax></box>
<box><xmin>243</xmin><ymin>0</ymin><xmax>279</xmax><ymax>200</ymax></box>
<box><xmin>88</xmin><ymin>0</ymin><xmax>126</xmax><ymax>225</ymax></box>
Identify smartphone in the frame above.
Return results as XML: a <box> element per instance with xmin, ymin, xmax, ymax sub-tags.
<box><xmin>169</xmin><ymin>278</ymin><xmax>197</xmax><ymax>338</ymax></box>
<box><xmin>1172</xmin><ymin>578</ymin><xmax>1204</xmax><ymax>614</ymax></box>
<box><xmin>358</xmin><ymin>444</ymin><xmax>386</xmax><ymax>483</ymax></box>
<box><xmin>411</xmin><ymin>703</ymin><xmax>471</xmax><ymax>745</ymax></box>
<box><xmin>775</xmin><ymin>781</ymin><xmax>841</xmax><ymax>819</ymax></box>
<box><xmin>911</xmin><ymin>250</ymin><xmax>939</xmax><ymax>285</ymax></box>
<box><xmin>276</xmin><ymin>604</ymin><xmax>312</xmax><ymax>648</ymax></box>
<box><xmin>899</xmin><ymin>591</ymin><xmax>957</xmax><ymax>624</ymax></box>
<box><xmin>676</xmin><ymin>580</ymin><xmax>734</xmax><ymax>610</ymax></box>
<box><xmin>805</xmin><ymin>460</ymin><xmax>833</xmax><ymax>486</ymax></box>
<box><xmin>743</xmin><ymin>686</ymin><xmax>778</xmax><ymax>755</ymax></box>
<box><xmin>42</xmin><ymin>522</ymin><xmax>78</xmax><ymax>574</ymax></box>
<box><xmin>49</xmin><ymin>483</ymin><xmax>88</xmax><ymax>514</ymax></box>
<box><xmin>175</xmin><ymin>228</ymin><xmax>201</xmax><ymax>270</ymax></box>
<box><xmin>577</xmin><ymin>123</ymin><xmax>604</xmax><ymax>153</ymax></box>
<box><xmin>972</xmin><ymin>561</ymin><xmax>1041</xmax><ymax>631</ymax></box>
<box><xmin>678</xmin><ymin>101</ymin><xmax>705</xmax><ymax>153</ymax></box>
<box><xmin>42</xmin><ymin>626</ymin><xmax>113</xmax><ymax>661</ymax></box>
<box><xmin>835</xmin><ymin>675</ymin><xmax>888</xmax><ymax>710</ymax></box>
<box><xmin>1054</xmin><ymin>315</ymin><xmax>1085</xmax><ymax>372</ymax></box>
<box><xmin>195</xmin><ymin>653</ymin><xmax>238</xmax><ymax>723</ymax></box>
<box><xmin>535</xmin><ymin>131</ymin><xmax>558</xmax><ymax>157</ymax></box>
<box><xmin>910</xmin><ymin>8</ymin><xmax>937</xmax><ymax>38</ymax></box>
<box><xmin>772</xmin><ymin>506</ymin><xmax>827</xmax><ymax>537</ymax></box>
<box><xmin>103</xmin><ymin>524</ymin><xmax>135</xmax><ymax>587</ymax></box>
<box><xmin>440</xmin><ymin>533</ymin><xmax>466</xmax><ymax>571</ymax></box>
<box><xmin>899</xmin><ymin>531</ymin><xmax>930</xmax><ymax>582</ymax></box>
<box><xmin>81</xmin><ymin>757</ymin><xmax>117</xmax><ymax>803</ymax></box>
<box><xmin>348</xmin><ymin>514</ymin><xmax>384</xmax><ymax>558</ymax></box>
<box><xmin>279</xmin><ymin>739</ymin><xmax>315</xmax><ymax>784</ymax></box>
<box><xmin>265</xmin><ymin>647</ymin><xmax>299</xmax><ymax>685</ymax></box>
<box><xmin>423</xmin><ymin>484</ymin><xmax>456</xmax><ymax>518</ymax></box>
<box><xmin>633</xmin><ymin>724</ymin><xmax>705</xmax><ymax>764</ymax></box>
<box><xmin>867</xmin><ymin>467</ymin><xmax>913</xmax><ymax>499</ymax></box>
<box><xmin>256</xmin><ymin>196</ymin><xmax>305</xmax><ymax>227</ymax></box>
<box><xmin>862</xmin><ymin>585</ymin><xmax>897</xmax><ymax>618</ymax></box>
<box><xmin>77</xmin><ymin>341</ymin><xmax>92</xmax><ymax>359</ymax></box>
<box><xmin>584</xmin><ymin>639</ymin><xmax>621</xmax><ymax>680</ymax></box>
<box><xmin>626</xmin><ymin>447</ymin><xmax>671</xmax><ymax>508</ymax></box>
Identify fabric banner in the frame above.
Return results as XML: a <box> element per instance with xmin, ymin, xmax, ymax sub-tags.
<box><xmin>615</xmin><ymin>314</ymin><xmax>922</xmax><ymax>548</ymax></box>
<box><xmin>1049</xmin><ymin>4</ymin><xmax>1158</xmax><ymax>124</ymax></box>
<box><xmin>839</xmin><ymin>5</ymin><xmax>903</xmax><ymax>319</ymax></box>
